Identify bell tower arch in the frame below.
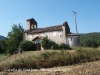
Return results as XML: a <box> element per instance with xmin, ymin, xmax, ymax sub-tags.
<box><xmin>26</xmin><ymin>18</ymin><xmax>37</xmax><ymax>30</ymax></box>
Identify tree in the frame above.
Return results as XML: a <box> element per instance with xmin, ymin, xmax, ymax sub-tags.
<box><xmin>90</xmin><ymin>39</ymin><xmax>98</xmax><ymax>48</ymax></box>
<box><xmin>80</xmin><ymin>38</ymin><xmax>98</xmax><ymax>48</ymax></box>
<box><xmin>0</xmin><ymin>40</ymin><xmax>7</xmax><ymax>53</ymax></box>
<box><xmin>97</xmin><ymin>39</ymin><xmax>100</xmax><ymax>46</ymax></box>
<box><xmin>6</xmin><ymin>24</ymin><xmax>24</xmax><ymax>54</ymax></box>
<box><xmin>80</xmin><ymin>32</ymin><xmax>100</xmax><ymax>48</ymax></box>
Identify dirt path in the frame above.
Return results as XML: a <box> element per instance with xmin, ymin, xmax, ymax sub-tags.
<box><xmin>0</xmin><ymin>60</ymin><xmax>100</xmax><ymax>75</ymax></box>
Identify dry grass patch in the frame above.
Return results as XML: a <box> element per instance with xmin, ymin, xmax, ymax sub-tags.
<box><xmin>0</xmin><ymin>60</ymin><xmax>100</xmax><ymax>75</ymax></box>
<box><xmin>0</xmin><ymin>48</ymin><xmax>100</xmax><ymax>73</ymax></box>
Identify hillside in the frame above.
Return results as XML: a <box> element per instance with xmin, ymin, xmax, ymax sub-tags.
<box><xmin>0</xmin><ymin>35</ymin><xmax>6</xmax><ymax>40</ymax></box>
<box><xmin>80</xmin><ymin>32</ymin><xmax>100</xmax><ymax>40</ymax></box>
<box><xmin>0</xmin><ymin>49</ymin><xmax>100</xmax><ymax>75</ymax></box>
<box><xmin>79</xmin><ymin>32</ymin><xmax>100</xmax><ymax>47</ymax></box>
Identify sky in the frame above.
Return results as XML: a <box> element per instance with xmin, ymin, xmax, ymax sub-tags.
<box><xmin>0</xmin><ymin>0</ymin><xmax>100</xmax><ymax>37</ymax></box>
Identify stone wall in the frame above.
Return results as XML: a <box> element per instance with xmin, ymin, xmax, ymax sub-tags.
<box><xmin>24</xmin><ymin>30</ymin><xmax>66</xmax><ymax>45</ymax></box>
<box><xmin>66</xmin><ymin>35</ymin><xmax>80</xmax><ymax>48</ymax></box>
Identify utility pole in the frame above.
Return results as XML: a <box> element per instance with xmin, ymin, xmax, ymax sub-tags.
<box><xmin>72</xmin><ymin>11</ymin><xmax>78</xmax><ymax>34</ymax></box>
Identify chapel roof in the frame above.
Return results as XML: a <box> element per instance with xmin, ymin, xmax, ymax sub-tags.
<box><xmin>25</xmin><ymin>25</ymin><xmax>63</xmax><ymax>34</ymax></box>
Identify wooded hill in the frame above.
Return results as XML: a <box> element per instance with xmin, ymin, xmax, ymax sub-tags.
<box><xmin>80</xmin><ymin>32</ymin><xmax>100</xmax><ymax>40</ymax></box>
<box><xmin>80</xmin><ymin>32</ymin><xmax>100</xmax><ymax>47</ymax></box>
<box><xmin>0</xmin><ymin>35</ymin><xmax>6</xmax><ymax>40</ymax></box>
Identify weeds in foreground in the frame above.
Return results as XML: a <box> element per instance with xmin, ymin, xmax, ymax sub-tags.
<box><xmin>0</xmin><ymin>48</ymin><xmax>100</xmax><ymax>71</ymax></box>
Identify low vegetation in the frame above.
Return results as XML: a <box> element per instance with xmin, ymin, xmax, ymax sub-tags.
<box><xmin>19</xmin><ymin>40</ymin><xmax>36</xmax><ymax>51</ymax></box>
<box><xmin>1</xmin><ymin>60</ymin><xmax>100</xmax><ymax>75</ymax></box>
<box><xmin>0</xmin><ymin>48</ymin><xmax>100</xmax><ymax>71</ymax></box>
<box><xmin>41</xmin><ymin>36</ymin><xmax>71</xmax><ymax>50</ymax></box>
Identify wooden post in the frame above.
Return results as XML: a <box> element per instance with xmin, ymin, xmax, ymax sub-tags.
<box><xmin>18</xmin><ymin>47</ymin><xmax>22</xmax><ymax>53</ymax></box>
<box><xmin>72</xmin><ymin>11</ymin><xmax>78</xmax><ymax>34</ymax></box>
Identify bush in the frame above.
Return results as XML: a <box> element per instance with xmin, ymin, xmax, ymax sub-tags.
<box><xmin>59</xmin><ymin>43</ymin><xmax>71</xmax><ymax>50</ymax></box>
<box><xmin>19</xmin><ymin>40</ymin><xmax>36</xmax><ymax>51</ymax></box>
<box><xmin>48</xmin><ymin>41</ymin><xmax>56</xmax><ymax>49</ymax></box>
<box><xmin>51</xmin><ymin>43</ymin><xmax>59</xmax><ymax>50</ymax></box>
<box><xmin>41</xmin><ymin>37</ymin><xmax>58</xmax><ymax>50</ymax></box>
<box><xmin>41</xmin><ymin>37</ymin><xmax>49</xmax><ymax>49</ymax></box>
<box><xmin>42</xmin><ymin>37</ymin><xmax>71</xmax><ymax>50</ymax></box>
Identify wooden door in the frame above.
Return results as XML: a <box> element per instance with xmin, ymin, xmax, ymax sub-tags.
<box><xmin>38</xmin><ymin>43</ymin><xmax>41</xmax><ymax>50</ymax></box>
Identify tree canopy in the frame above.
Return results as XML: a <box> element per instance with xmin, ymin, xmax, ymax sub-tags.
<box><xmin>6</xmin><ymin>24</ymin><xmax>24</xmax><ymax>54</ymax></box>
<box><xmin>80</xmin><ymin>32</ymin><xmax>100</xmax><ymax>48</ymax></box>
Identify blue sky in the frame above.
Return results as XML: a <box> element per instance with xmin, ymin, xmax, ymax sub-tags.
<box><xmin>0</xmin><ymin>0</ymin><xmax>100</xmax><ymax>37</ymax></box>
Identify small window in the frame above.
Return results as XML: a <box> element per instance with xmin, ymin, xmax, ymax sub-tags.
<box><xmin>71</xmin><ymin>38</ymin><xmax>72</xmax><ymax>41</ymax></box>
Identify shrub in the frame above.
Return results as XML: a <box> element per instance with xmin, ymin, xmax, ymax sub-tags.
<box><xmin>42</xmin><ymin>37</ymin><xmax>59</xmax><ymax>50</ymax></box>
<box><xmin>51</xmin><ymin>43</ymin><xmax>59</xmax><ymax>50</ymax></box>
<box><xmin>42</xmin><ymin>37</ymin><xmax>71</xmax><ymax>50</ymax></box>
<box><xmin>59</xmin><ymin>43</ymin><xmax>71</xmax><ymax>50</ymax></box>
<box><xmin>19</xmin><ymin>40</ymin><xmax>36</xmax><ymax>51</ymax></box>
<box><xmin>41</xmin><ymin>37</ymin><xmax>49</xmax><ymax>49</ymax></box>
<box><xmin>48</xmin><ymin>40</ymin><xmax>56</xmax><ymax>49</ymax></box>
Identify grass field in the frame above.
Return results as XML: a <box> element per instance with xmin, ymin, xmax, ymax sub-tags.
<box><xmin>0</xmin><ymin>47</ymin><xmax>100</xmax><ymax>75</ymax></box>
<box><xmin>0</xmin><ymin>60</ymin><xmax>100</xmax><ymax>75</ymax></box>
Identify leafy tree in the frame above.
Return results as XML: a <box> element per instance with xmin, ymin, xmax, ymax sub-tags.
<box><xmin>80</xmin><ymin>38</ymin><xmax>98</xmax><ymax>48</ymax></box>
<box><xmin>0</xmin><ymin>40</ymin><xmax>7</xmax><ymax>53</ymax></box>
<box><xmin>80</xmin><ymin>32</ymin><xmax>100</xmax><ymax>48</ymax></box>
<box><xmin>97</xmin><ymin>39</ymin><xmax>100</xmax><ymax>46</ymax></box>
<box><xmin>90</xmin><ymin>39</ymin><xmax>98</xmax><ymax>48</ymax></box>
<box><xmin>6</xmin><ymin>24</ymin><xmax>24</xmax><ymax>54</ymax></box>
<box><xmin>19</xmin><ymin>40</ymin><xmax>36</xmax><ymax>51</ymax></box>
